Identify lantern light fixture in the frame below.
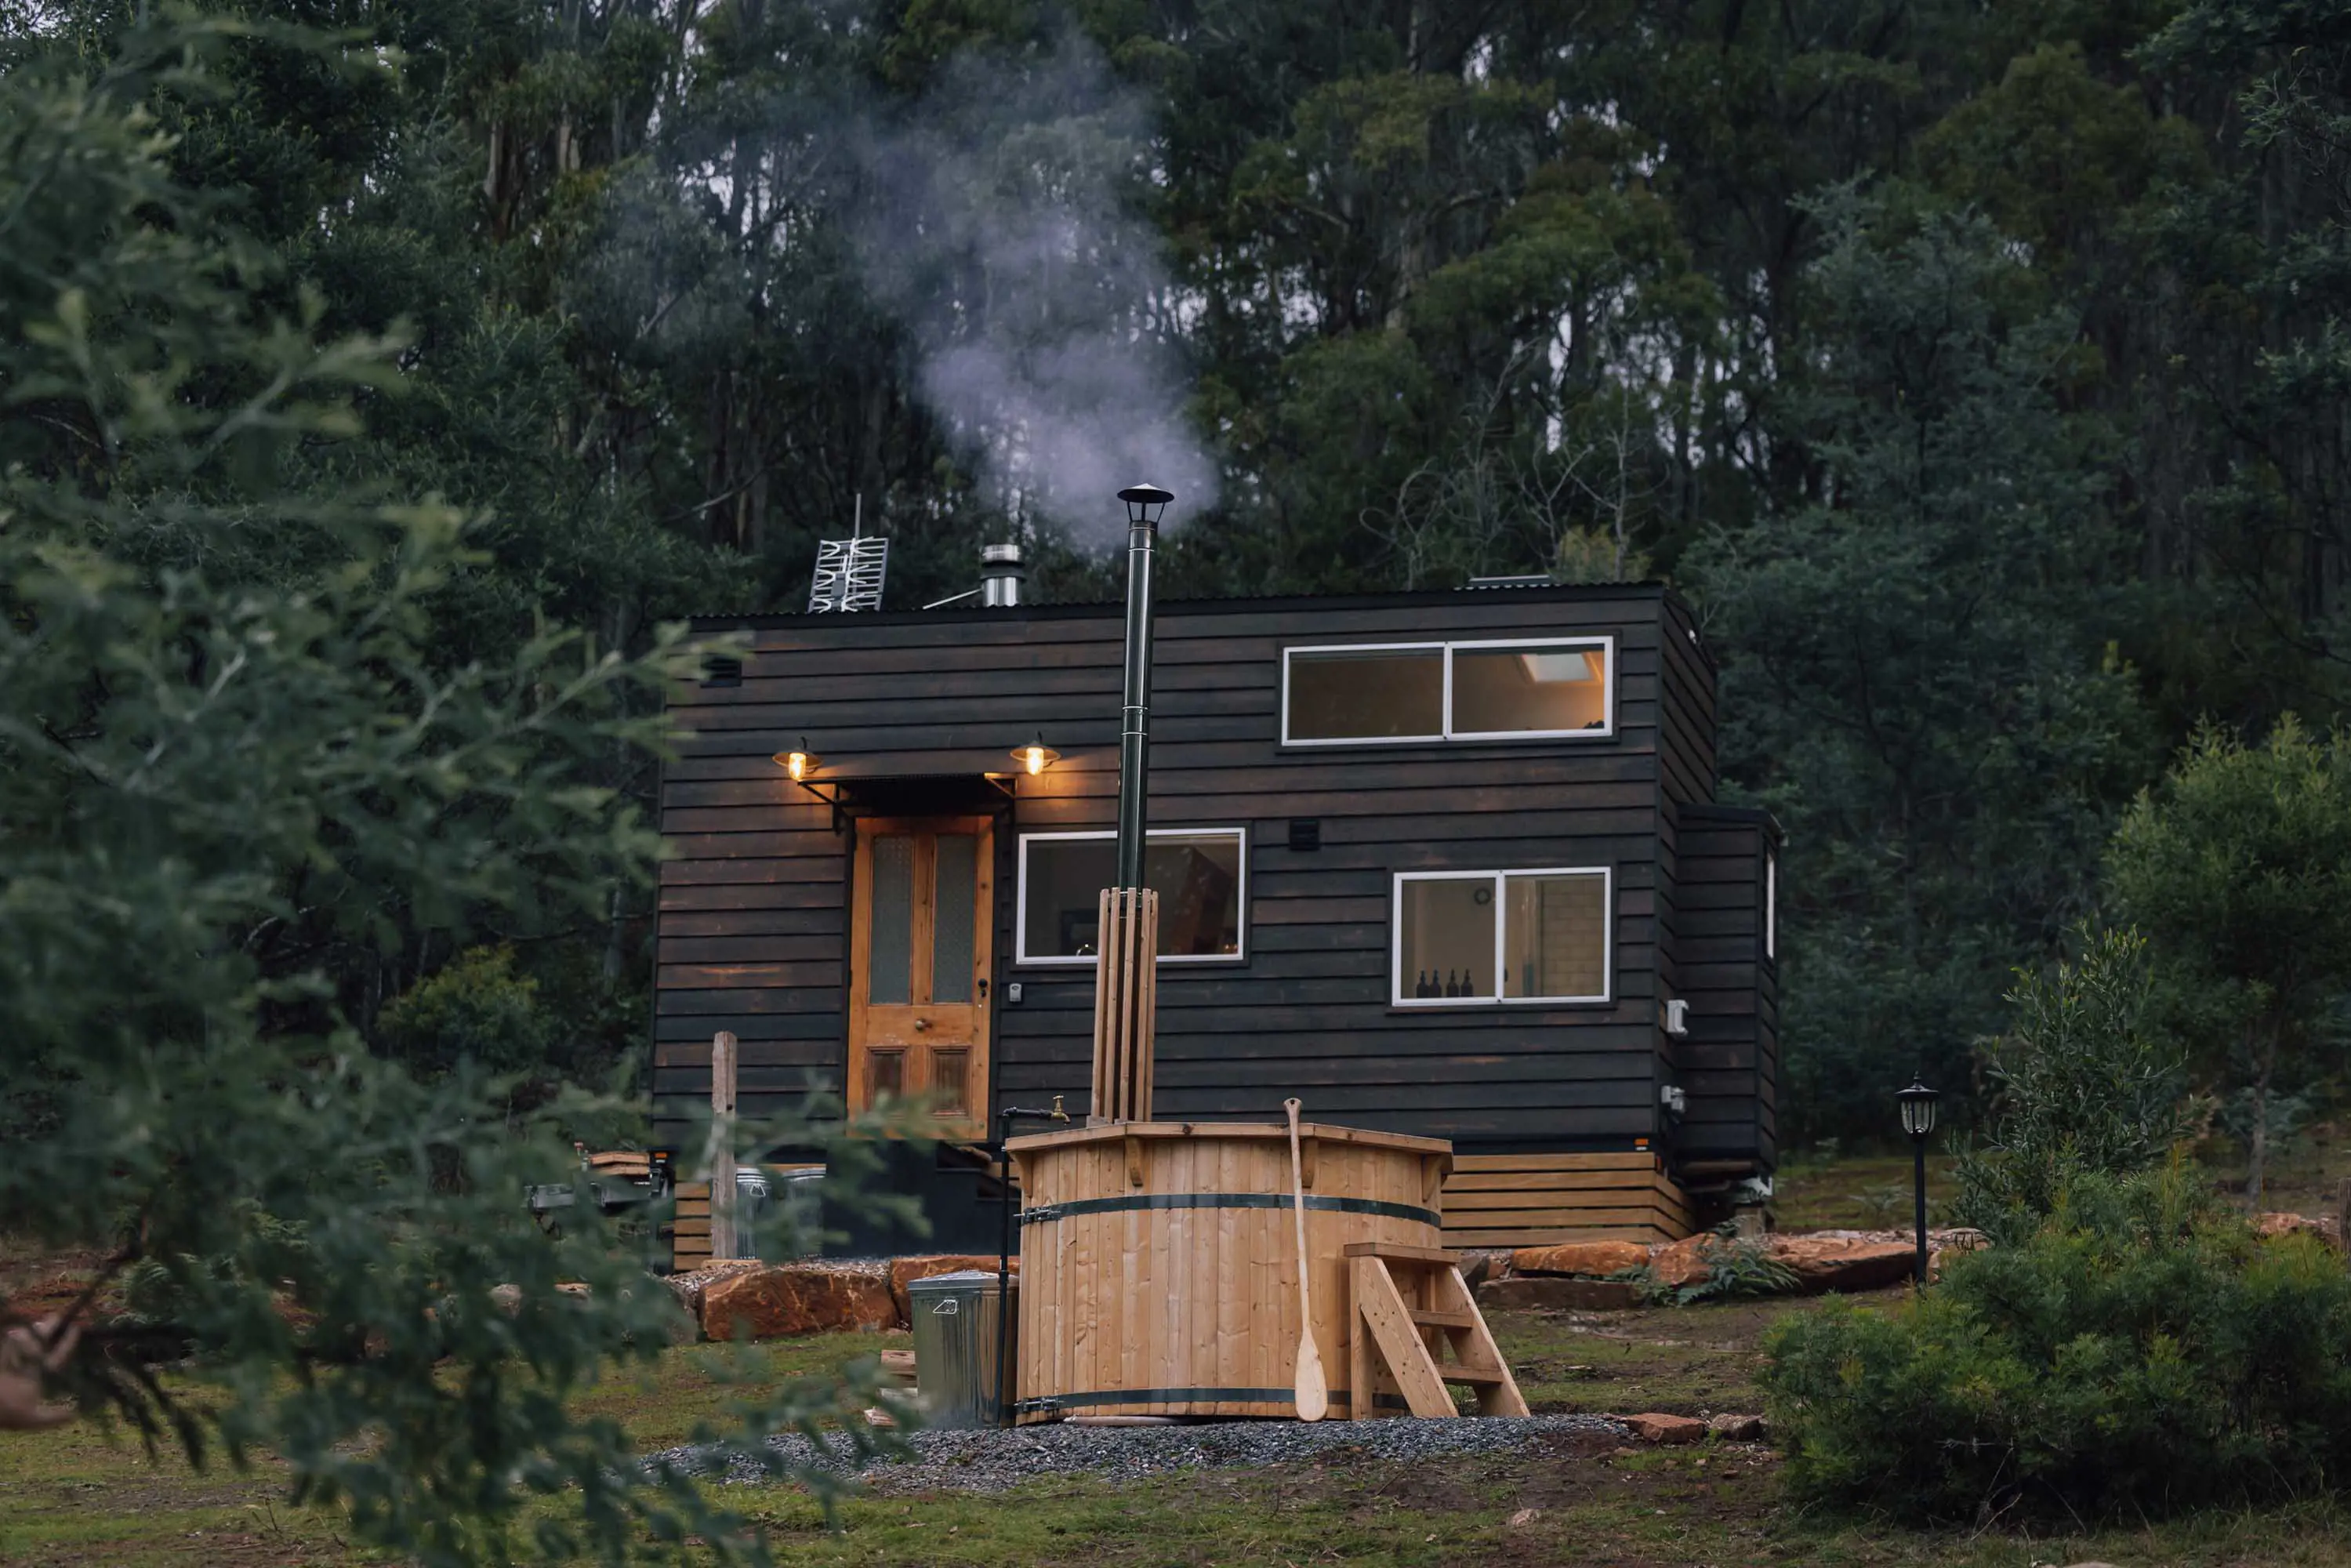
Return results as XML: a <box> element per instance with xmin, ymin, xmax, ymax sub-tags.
<box><xmin>1896</xmin><ymin>1077</ymin><xmax>1941</xmax><ymax>1139</ymax></box>
<box><xmin>773</xmin><ymin>736</ymin><xmax>821</xmax><ymax>782</ymax></box>
<box><xmin>1013</xmin><ymin>733</ymin><xmax>1062</xmax><ymax>775</ymax></box>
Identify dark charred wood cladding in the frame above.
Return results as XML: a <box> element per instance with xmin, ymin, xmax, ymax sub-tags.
<box><xmin>651</xmin><ymin>585</ymin><xmax>1776</xmax><ymax>1179</ymax></box>
<box><xmin>1671</xmin><ymin>805</ymin><xmax>1781</xmax><ymax>1171</ymax></box>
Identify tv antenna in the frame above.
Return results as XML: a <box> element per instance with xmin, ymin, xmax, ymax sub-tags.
<box><xmin>807</xmin><ymin>495</ymin><xmax>888</xmax><ymax>613</ymax></box>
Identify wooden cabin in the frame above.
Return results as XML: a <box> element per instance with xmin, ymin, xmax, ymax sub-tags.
<box><xmin>653</xmin><ymin>583</ymin><xmax>1780</xmax><ymax>1258</ymax></box>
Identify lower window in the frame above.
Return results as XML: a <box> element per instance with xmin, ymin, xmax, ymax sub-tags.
<box><xmin>1393</xmin><ymin>868</ymin><xmax>1610</xmax><ymax>1004</ymax></box>
<box><xmin>1018</xmin><ymin>829</ymin><xmax>1247</xmax><ymax>963</ymax></box>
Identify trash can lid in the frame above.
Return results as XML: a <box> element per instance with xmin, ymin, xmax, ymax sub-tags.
<box><xmin>905</xmin><ymin>1269</ymin><xmax>1008</xmax><ymax>1294</ymax></box>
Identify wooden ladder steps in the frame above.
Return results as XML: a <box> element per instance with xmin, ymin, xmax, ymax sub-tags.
<box><xmin>1344</xmin><ymin>1241</ymin><xmax>1529</xmax><ymax>1420</ymax></box>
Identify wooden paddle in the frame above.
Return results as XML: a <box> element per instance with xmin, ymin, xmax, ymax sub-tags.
<box><xmin>1284</xmin><ymin>1097</ymin><xmax>1330</xmax><ymax>1422</ymax></box>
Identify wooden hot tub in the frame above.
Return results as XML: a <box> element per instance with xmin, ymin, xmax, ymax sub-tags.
<box><xmin>1006</xmin><ymin>1119</ymin><xmax>1452</xmax><ymax>1421</ymax></box>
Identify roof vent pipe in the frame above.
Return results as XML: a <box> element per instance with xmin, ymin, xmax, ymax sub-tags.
<box><xmin>981</xmin><ymin>543</ymin><xmax>1025</xmax><ymax>608</ymax></box>
<box><xmin>1112</xmin><ymin>485</ymin><xmax>1173</xmax><ymax>889</ymax></box>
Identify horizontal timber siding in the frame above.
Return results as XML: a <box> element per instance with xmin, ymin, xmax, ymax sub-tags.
<box><xmin>652</xmin><ymin>586</ymin><xmax>1747</xmax><ymax>1167</ymax></box>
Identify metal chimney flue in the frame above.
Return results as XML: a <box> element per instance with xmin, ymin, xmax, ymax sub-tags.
<box><xmin>1112</xmin><ymin>485</ymin><xmax>1173</xmax><ymax>889</ymax></box>
<box><xmin>981</xmin><ymin>543</ymin><xmax>1025</xmax><ymax>608</ymax></box>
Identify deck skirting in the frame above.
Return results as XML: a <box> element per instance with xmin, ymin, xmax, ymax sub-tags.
<box><xmin>1439</xmin><ymin>1152</ymin><xmax>1692</xmax><ymax>1248</ymax></box>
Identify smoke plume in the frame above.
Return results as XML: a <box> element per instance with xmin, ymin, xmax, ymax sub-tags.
<box><xmin>850</xmin><ymin>34</ymin><xmax>1217</xmax><ymax>547</ymax></box>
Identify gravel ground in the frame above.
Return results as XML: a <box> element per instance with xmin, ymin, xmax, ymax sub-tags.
<box><xmin>652</xmin><ymin>1413</ymin><xmax>1630</xmax><ymax>1494</ymax></box>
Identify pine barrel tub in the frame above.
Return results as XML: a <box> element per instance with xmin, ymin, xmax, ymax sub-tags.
<box><xmin>1005</xmin><ymin>1119</ymin><xmax>1453</xmax><ymax>1422</ymax></box>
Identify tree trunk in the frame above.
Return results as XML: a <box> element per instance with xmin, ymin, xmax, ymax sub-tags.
<box><xmin>2247</xmin><ymin>1021</ymin><xmax>2278</xmax><ymax>1210</ymax></box>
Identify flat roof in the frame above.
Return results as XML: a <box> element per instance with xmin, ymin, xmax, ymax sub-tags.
<box><xmin>688</xmin><ymin>579</ymin><xmax>1682</xmax><ymax>633</ymax></box>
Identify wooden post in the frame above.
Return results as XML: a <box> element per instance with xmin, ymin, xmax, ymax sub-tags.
<box><xmin>704</xmin><ymin>1030</ymin><xmax>738</xmax><ymax>1261</ymax></box>
<box><xmin>1089</xmin><ymin>888</ymin><xmax>1159</xmax><ymax>1123</ymax></box>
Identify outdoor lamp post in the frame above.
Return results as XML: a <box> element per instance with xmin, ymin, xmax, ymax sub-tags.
<box><xmin>1896</xmin><ymin>1076</ymin><xmax>1940</xmax><ymax>1287</ymax></box>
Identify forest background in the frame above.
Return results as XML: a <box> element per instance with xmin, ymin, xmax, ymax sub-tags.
<box><xmin>19</xmin><ymin>0</ymin><xmax>2351</xmax><ymax>1148</ymax></box>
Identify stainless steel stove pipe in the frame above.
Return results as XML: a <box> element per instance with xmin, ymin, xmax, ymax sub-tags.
<box><xmin>1112</xmin><ymin>485</ymin><xmax>1173</xmax><ymax>889</ymax></box>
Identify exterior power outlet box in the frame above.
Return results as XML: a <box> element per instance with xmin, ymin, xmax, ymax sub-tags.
<box><xmin>1661</xmin><ymin>998</ymin><xmax>1690</xmax><ymax>1036</ymax></box>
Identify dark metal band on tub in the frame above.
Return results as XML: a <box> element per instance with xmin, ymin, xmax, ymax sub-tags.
<box><xmin>1018</xmin><ymin>1192</ymin><xmax>1439</xmax><ymax>1227</ymax></box>
<box><xmin>1018</xmin><ymin>1387</ymin><xmax>1355</xmax><ymax>1414</ymax></box>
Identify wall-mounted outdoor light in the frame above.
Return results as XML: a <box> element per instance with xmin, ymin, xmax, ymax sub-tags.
<box><xmin>1896</xmin><ymin>1076</ymin><xmax>1941</xmax><ymax>1287</ymax></box>
<box><xmin>1012</xmin><ymin>733</ymin><xmax>1062</xmax><ymax>776</ymax></box>
<box><xmin>773</xmin><ymin>735</ymin><xmax>822</xmax><ymax>782</ymax></box>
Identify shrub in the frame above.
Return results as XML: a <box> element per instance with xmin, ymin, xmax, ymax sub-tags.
<box><xmin>1952</xmin><ymin>927</ymin><xmax>2191</xmax><ymax>1243</ymax></box>
<box><xmin>1761</xmin><ymin>1164</ymin><xmax>2351</xmax><ymax>1521</ymax></box>
<box><xmin>378</xmin><ymin>946</ymin><xmax>560</xmax><ymax>1078</ymax></box>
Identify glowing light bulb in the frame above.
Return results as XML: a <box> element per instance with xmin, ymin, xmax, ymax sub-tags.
<box><xmin>1025</xmin><ymin>746</ymin><xmax>1046</xmax><ymax>775</ymax></box>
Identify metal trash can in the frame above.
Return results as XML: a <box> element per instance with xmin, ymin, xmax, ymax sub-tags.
<box><xmin>907</xmin><ymin>1269</ymin><xmax>1018</xmax><ymax>1428</ymax></box>
<box><xmin>727</xmin><ymin>1167</ymin><xmax>771</xmax><ymax>1261</ymax></box>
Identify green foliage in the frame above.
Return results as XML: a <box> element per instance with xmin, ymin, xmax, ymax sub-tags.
<box><xmin>1952</xmin><ymin>928</ymin><xmax>2192</xmax><ymax>1241</ymax></box>
<box><xmin>379</xmin><ymin>946</ymin><xmax>561</xmax><ymax>1078</ymax></box>
<box><xmin>2109</xmin><ymin>718</ymin><xmax>2351</xmax><ymax>1200</ymax></box>
<box><xmin>1762</xmin><ymin>1166</ymin><xmax>2351</xmax><ymax>1521</ymax></box>
<box><xmin>0</xmin><ymin>20</ymin><xmax>898</xmax><ymax>1565</ymax></box>
<box><xmin>1687</xmin><ymin>187</ymin><xmax>2150</xmax><ymax>1139</ymax></box>
<box><xmin>1646</xmin><ymin>1227</ymin><xmax>1802</xmax><ymax>1305</ymax></box>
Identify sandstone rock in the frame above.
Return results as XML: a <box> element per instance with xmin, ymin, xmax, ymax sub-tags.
<box><xmin>1624</xmin><ymin>1412</ymin><xmax>1707</xmax><ymax>1444</ymax></box>
<box><xmin>1478</xmin><ymin>1276</ymin><xmax>1643</xmax><ymax>1312</ymax></box>
<box><xmin>1707</xmin><ymin>1412</ymin><xmax>1766</xmax><ymax>1441</ymax></box>
<box><xmin>659</xmin><ymin>1259</ymin><xmax>763</xmax><ymax>1327</ymax></box>
<box><xmin>1646</xmin><ymin>1234</ymin><xmax>1713</xmax><ymax>1289</ymax></box>
<box><xmin>887</xmin><ymin>1254</ymin><xmax>1016</xmax><ymax>1327</ymax></box>
<box><xmin>700</xmin><ymin>1263</ymin><xmax>896</xmax><ymax>1341</ymax></box>
<box><xmin>2258</xmin><ymin>1212</ymin><xmax>2342</xmax><ymax>1247</ymax></box>
<box><xmin>1768</xmin><ymin>1235</ymin><xmax>1917</xmax><ymax>1294</ymax></box>
<box><xmin>1511</xmin><ymin>1240</ymin><xmax>1651</xmax><ymax>1278</ymax></box>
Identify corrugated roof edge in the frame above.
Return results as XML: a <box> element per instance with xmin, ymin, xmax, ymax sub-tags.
<box><xmin>684</xmin><ymin>579</ymin><xmax>1682</xmax><ymax>633</ymax></box>
<box><xmin>1683</xmin><ymin>801</ymin><xmax>1787</xmax><ymax>844</ymax></box>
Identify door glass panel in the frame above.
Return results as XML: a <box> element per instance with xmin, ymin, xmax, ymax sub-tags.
<box><xmin>1451</xmin><ymin>644</ymin><xmax>1609</xmax><ymax>735</ymax></box>
<box><xmin>869</xmin><ymin>834</ymin><xmax>914</xmax><ymax>1004</ymax></box>
<box><xmin>928</xmin><ymin>1049</ymin><xmax>969</xmax><ymax>1116</ymax></box>
<box><xmin>931</xmin><ymin>833</ymin><xmax>978</xmax><ymax>1003</ymax></box>
<box><xmin>1398</xmin><ymin>877</ymin><xmax>1497</xmax><ymax>1000</ymax></box>
<box><xmin>1503</xmin><ymin>872</ymin><xmax>1608</xmax><ymax>999</ymax></box>
<box><xmin>1286</xmin><ymin>648</ymin><xmax>1442</xmax><ymax>741</ymax></box>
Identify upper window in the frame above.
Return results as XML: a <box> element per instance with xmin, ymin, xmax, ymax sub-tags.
<box><xmin>1282</xmin><ymin>637</ymin><xmax>1613</xmax><ymax>745</ymax></box>
<box><xmin>1765</xmin><ymin>851</ymin><xmax>1778</xmax><ymax>962</ymax></box>
<box><xmin>1017</xmin><ymin>829</ymin><xmax>1246</xmax><ymax>964</ymax></box>
<box><xmin>1392</xmin><ymin>868</ymin><xmax>1611</xmax><ymax>1006</ymax></box>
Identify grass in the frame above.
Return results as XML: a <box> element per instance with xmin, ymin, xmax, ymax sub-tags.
<box><xmin>12</xmin><ymin>1302</ymin><xmax>2351</xmax><ymax>1566</ymax></box>
<box><xmin>15</xmin><ymin>1142</ymin><xmax>2351</xmax><ymax>1566</ymax></box>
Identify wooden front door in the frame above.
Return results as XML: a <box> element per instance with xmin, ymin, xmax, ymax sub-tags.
<box><xmin>848</xmin><ymin>815</ymin><xmax>994</xmax><ymax>1138</ymax></box>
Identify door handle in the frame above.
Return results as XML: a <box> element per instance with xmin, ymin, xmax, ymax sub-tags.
<box><xmin>912</xmin><ymin>1017</ymin><xmax>931</xmax><ymax>1032</ymax></box>
<box><xmin>978</xmin><ymin>977</ymin><xmax>989</xmax><ymax>1000</ymax></box>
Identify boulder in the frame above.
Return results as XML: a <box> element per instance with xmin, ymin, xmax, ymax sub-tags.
<box><xmin>660</xmin><ymin>1259</ymin><xmax>763</xmax><ymax>1325</ymax></box>
<box><xmin>1768</xmin><ymin>1235</ymin><xmax>1918</xmax><ymax>1294</ymax></box>
<box><xmin>1511</xmin><ymin>1240</ymin><xmax>1651</xmax><ymax>1279</ymax></box>
<box><xmin>1646</xmin><ymin>1234</ymin><xmax>1713</xmax><ymax>1289</ymax></box>
<box><xmin>1707</xmin><ymin>1412</ymin><xmax>1766</xmax><ymax>1441</ymax></box>
<box><xmin>887</xmin><ymin>1254</ymin><xmax>1016</xmax><ymax>1327</ymax></box>
<box><xmin>700</xmin><ymin>1263</ymin><xmax>896</xmax><ymax>1341</ymax></box>
<box><xmin>2258</xmin><ymin>1212</ymin><xmax>2342</xmax><ymax>1247</ymax></box>
<box><xmin>1624</xmin><ymin>1412</ymin><xmax>1707</xmax><ymax>1445</ymax></box>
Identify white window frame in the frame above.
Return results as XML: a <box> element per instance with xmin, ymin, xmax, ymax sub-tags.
<box><xmin>1765</xmin><ymin>850</ymin><xmax>1778</xmax><ymax>962</ymax></box>
<box><xmin>1014</xmin><ymin>826</ymin><xmax>1250</xmax><ymax>967</ymax></box>
<box><xmin>1390</xmin><ymin>866</ymin><xmax>1613</xmax><ymax>1007</ymax></box>
<box><xmin>1281</xmin><ymin>636</ymin><xmax>1616</xmax><ymax>746</ymax></box>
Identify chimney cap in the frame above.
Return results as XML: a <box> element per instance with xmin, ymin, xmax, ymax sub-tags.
<box><xmin>1116</xmin><ymin>484</ymin><xmax>1174</xmax><ymax>506</ymax></box>
<box><xmin>981</xmin><ymin>542</ymin><xmax>1023</xmax><ymax>565</ymax></box>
